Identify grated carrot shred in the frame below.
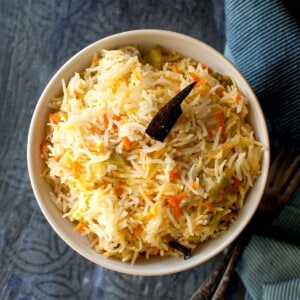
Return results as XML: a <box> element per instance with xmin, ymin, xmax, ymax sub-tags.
<box><xmin>92</xmin><ymin>56</ymin><xmax>100</xmax><ymax>66</ymax></box>
<box><xmin>72</xmin><ymin>161</ymin><xmax>81</xmax><ymax>178</ymax></box>
<box><xmin>168</xmin><ymin>169</ymin><xmax>181</xmax><ymax>180</ymax></box>
<box><xmin>40</xmin><ymin>141</ymin><xmax>51</xmax><ymax>152</ymax></box>
<box><xmin>89</xmin><ymin>123</ymin><xmax>103</xmax><ymax>135</ymax></box>
<box><xmin>189</xmin><ymin>72</ymin><xmax>201</xmax><ymax>82</ymax></box>
<box><xmin>73</xmin><ymin>222</ymin><xmax>89</xmax><ymax>233</ymax></box>
<box><xmin>192</xmin><ymin>181</ymin><xmax>199</xmax><ymax>189</ymax></box>
<box><xmin>143</xmin><ymin>214</ymin><xmax>154</xmax><ymax>223</ymax></box>
<box><xmin>133</xmin><ymin>225</ymin><xmax>143</xmax><ymax>235</ymax></box>
<box><xmin>112</xmin><ymin>114</ymin><xmax>121</xmax><ymax>121</ymax></box>
<box><xmin>215</xmin><ymin>109</ymin><xmax>225</xmax><ymax>135</ymax></box>
<box><xmin>49</xmin><ymin>112</ymin><xmax>62</xmax><ymax>124</ymax></box>
<box><xmin>194</xmin><ymin>224</ymin><xmax>202</xmax><ymax>231</ymax></box>
<box><xmin>236</xmin><ymin>92</ymin><xmax>242</xmax><ymax>102</ymax></box>
<box><xmin>167</xmin><ymin>192</ymin><xmax>187</xmax><ymax>219</ymax></box>
<box><xmin>215</xmin><ymin>86</ymin><xmax>225</xmax><ymax>97</ymax></box>
<box><xmin>103</xmin><ymin>114</ymin><xmax>109</xmax><ymax>128</ymax></box>
<box><xmin>115</xmin><ymin>185</ymin><xmax>123</xmax><ymax>196</ymax></box>
<box><xmin>172</xmin><ymin>64</ymin><xmax>180</xmax><ymax>73</ymax></box>
<box><xmin>198</xmin><ymin>78</ymin><xmax>207</xmax><ymax>86</ymax></box>
<box><xmin>201</xmin><ymin>63</ymin><xmax>208</xmax><ymax>70</ymax></box>
<box><xmin>74</xmin><ymin>91</ymin><xmax>84</xmax><ymax>100</ymax></box>
<box><xmin>204</xmin><ymin>201</ymin><xmax>214</xmax><ymax>211</ymax></box>
<box><xmin>151</xmin><ymin>246</ymin><xmax>159</xmax><ymax>255</ymax></box>
<box><xmin>122</xmin><ymin>137</ymin><xmax>131</xmax><ymax>150</ymax></box>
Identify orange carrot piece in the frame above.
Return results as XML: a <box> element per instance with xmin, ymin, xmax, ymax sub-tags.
<box><xmin>207</xmin><ymin>128</ymin><xmax>214</xmax><ymax>138</ymax></box>
<box><xmin>215</xmin><ymin>109</ymin><xmax>225</xmax><ymax>134</ymax></box>
<box><xmin>198</xmin><ymin>78</ymin><xmax>207</xmax><ymax>86</ymax></box>
<box><xmin>103</xmin><ymin>114</ymin><xmax>109</xmax><ymax>128</ymax></box>
<box><xmin>115</xmin><ymin>185</ymin><xmax>123</xmax><ymax>196</ymax></box>
<box><xmin>73</xmin><ymin>222</ymin><xmax>88</xmax><ymax>233</ymax></box>
<box><xmin>220</xmin><ymin>142</ymin><xmax>228</xmax><ymax>151</ymax></box>
<box><xmin>143</xmin><ymin>214</ymin><xmax>154</xmax><ymax>223</ymax></box>
<box><xmin>92</xmin><ymin>56</ymin><xmax>100</xmax><ymax>66</ymax></box>
<box><xmin>194</xmin><ymin>224</ymin><xmax>203</xmax><ymax>231</ymax></box>
<box><xmin>171</xmin><ymin>203</ymin><xmax>181</xmax><ymax>219</ymax></box>
<box><xmin>122</xmin><ymin>137</ymin><xmax>131</xmax><ymax>150</ymax></box>
<box><xmin>40</xmin><ymin>141</ymin><xmax>51</xmax><ymax>152</ymax></box>
<box><xmin>192</xmin><ymin>181</ymin><xmax>200</xmax><ymax>189</ymax></box>
<box><xmin>172</xmin><ymin>64</ymin><xmax>180</xmax><ymax>73</ymax></box>
<box><xmin>112</xmin><ymin>114</ymin><xmax>121</xmax><ymax>121</ymax></box>
<box><xmin>201</xmin><ymin>63</ymin><xmax>208</xmax><ymax>70</ymax></box>
<box><xmin>204</xmin><ymin>201</ymin><xmax>214</xmax><ymax>211</ymax></box>
<box><xmin>89</xmin><ymin>123</ymin><xmax>103</xmax><ymax>135</ymax></box>
<box><xmin>133</xmin><ymin>225</ymin><xmax>143</xmax><ymax>235</ymax></box>
<box><xmin>151</xmin><ymin>246</ymin><xmax>159</xmax><ymax>255</ymax></box>
<box><xmin>236</xmin><ymin>92</ymin><xmax>242</xmax><ymax>102</ymax></box>
<box><xmin>167</xmin><ymin>192</ymin><xmax>187</xmax><ymax>219</ymax></box>
<box><xmin>49</xmin><ymin>112</ymin><xmax>62</xmax><ymax>124</ymax></box>
<box><xmin>75</xmin><ymin>92</ymin><xmax>84</xmax><ymax>100</ymax></box>
<box><xmin>168</xmin><ymin>169</ymin><xmax>181</xmax><ymax>180</ymax></box>
<box><xmin>72</xmin><ymin>161</ymin><xmax>81</xmax><ymax>178</ymax></box>
<box><xmin>215</xmin><ymin>86</ymin><xmax>225</xmax><ymax>97</ymax></box>
<box><xmin>189</xmin><ymin>72</ymin><xmax>201</xmax><ymax>82</ymax></box>
<box><xmin>54</xmin><ymin>154</ymin><xmax>62</xmax><ymax>162</ymax></box>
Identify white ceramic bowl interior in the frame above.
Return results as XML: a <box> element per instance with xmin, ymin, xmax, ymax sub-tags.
<box><xmin>27</xmin><ymin>29</ymin><xmax>270</xmax><ymax>276</ymax></box>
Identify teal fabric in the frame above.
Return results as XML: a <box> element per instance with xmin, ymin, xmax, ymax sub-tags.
<box><xmin>264</xmin><ymin>277</ymin><xmax>300</xmax><ymax>300</ymax></box>
<box><xmin>224</xmin><ymin>0</ymin><xmax>300</xmax><ymax>149</ymax></box>
<box><xmin>224</xmin><ymin>0</ymin><xmax>300</xmax><ymax>299</ymax></box>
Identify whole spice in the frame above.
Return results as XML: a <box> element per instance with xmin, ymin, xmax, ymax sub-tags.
<box><xmin>145</xmin><ymin>82</ymin><xmax>197</xmax><ymax>142</ymax></box>
<box><xmin>169</xmin><ymin>241</ymin><xmax>192</xmax><ymax>259</ymax></box>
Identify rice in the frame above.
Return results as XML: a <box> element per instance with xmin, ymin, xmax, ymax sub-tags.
<box><xmin>41</xmin><ymin>46</ymin><xmax>264</xmax><ymax>263</ymax></box>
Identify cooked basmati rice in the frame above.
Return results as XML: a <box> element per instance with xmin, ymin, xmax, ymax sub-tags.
<box><xmin>41</xmin><ymin>46</ymin><xmax>264</xmax><ymax>263</ymax></box>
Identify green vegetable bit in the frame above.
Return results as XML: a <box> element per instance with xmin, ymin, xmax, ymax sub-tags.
<box><xmin>148</xmin><ymin>47</ymin><xmax>165</xmax><ymax>69</ymax></box>
<box><xmin>213</xmin><ymin>71</ymin><xmax>233</xmax><ymax>87</ymax></box>
<box><xmin>108</xmin><ymin>152</ymin><xmax>128</xmax><ymax>168</ymax></box>
<box><xmin>208</xmin><ymin>175</ymin><xmax>231</xmax><ymax>198</ymax></box>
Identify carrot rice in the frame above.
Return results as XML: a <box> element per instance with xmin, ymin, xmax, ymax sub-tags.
<box><xmin>41</xmin><ymin>46</ymin><xmax>263</xmax><ymax>263</ymax></box>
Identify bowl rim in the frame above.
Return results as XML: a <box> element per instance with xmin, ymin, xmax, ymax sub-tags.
<box><xmin>27</xmin><ymin>29</ymin><xmax>270</xmax><ymax>276</ymax></box>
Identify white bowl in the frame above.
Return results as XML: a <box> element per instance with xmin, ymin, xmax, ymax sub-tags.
<box><xmin>27</xmin><ymin>29</ymin><xmax>270</xmax><ymax>276</ymax></box>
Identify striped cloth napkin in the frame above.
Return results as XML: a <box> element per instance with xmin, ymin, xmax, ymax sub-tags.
<box><xmin>224</xmin><ymin>1</ymin><xmax>300</xmax><ymax>299</ymax></box>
